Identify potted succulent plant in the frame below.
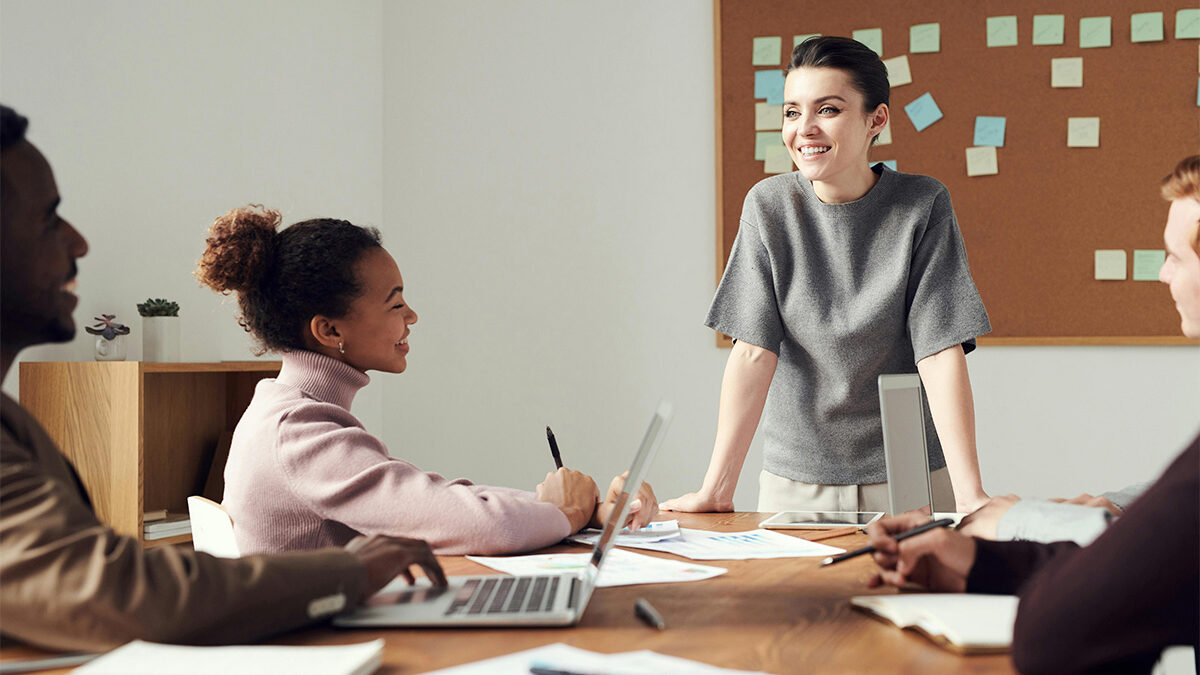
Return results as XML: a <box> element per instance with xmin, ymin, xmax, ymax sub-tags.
<box><xmin>85</xmin><ymin>314</ymin><xmax>130</xmax><ymax>361</ymax></box>
<box><xmin>137</xmin><ymin>298</ymin><xmax>180</xmax><ymax>362</ymax></box>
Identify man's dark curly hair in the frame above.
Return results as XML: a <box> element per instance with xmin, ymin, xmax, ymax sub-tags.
<box><xmin>0</xmin><ymin>105</ymin><xmax>29</xmax><ymax>152</ymax></box>
<box><xmin>195</xmin><ymin>205</ymin><xmax>383</xmax><ymax>354</ymax></box>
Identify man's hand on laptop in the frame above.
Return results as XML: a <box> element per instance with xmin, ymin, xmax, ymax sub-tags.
<box><xmin>592</xmin><ymin>471</ymin><xmax>659</xmax><ymax>531</ymax></box>
<box><xmin>345</xmin><ymin>534</ymin><xmax>447</xmax><ymax>597</ymax></box>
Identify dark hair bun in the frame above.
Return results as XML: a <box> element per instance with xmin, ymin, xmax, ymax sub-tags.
<box><xmin>195</xmin><ymin>205</ymin><xmax>281</xmax><ymax>294</ymax></box>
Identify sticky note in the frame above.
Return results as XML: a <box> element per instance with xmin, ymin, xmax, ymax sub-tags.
<box><xmin>1067</xmin><ymin>117</ymin><xmax>1100</xmax><ymax>147</ymax></box>
<box><xmin>875</xmin><ymin>120</ymin><xmax>892</xmax><ymax>145</ymax></box>
<box><xmin>1051</xmin><ymin>57</ymin><xmax>1083</xmax><ymax>88</ymax></box>
<box><xmin>1031</xmin><ymin>15</ymin><xmax>1065</xmax><ymax>45</ymax></box>
<box><xmin>904</xmin><ymin>92</ymin><xmax>943</xmax><ymax>132</ymax></box>
<box><xmin>794</xmin><ymin>33</ymin><xmax>821</xmax><ymax>49</ymax></box>
<box><xmin>1131</xmin><ymin>12</ymin><xmax>1164</xmax><ymax>43</ymax></box>
<box><xmin>974</xmin><ymin>116</ymin><xmax>1006</xmax><ymax>147</ymax></box>
<box><xmin>755</xmin><ymin>131</ymin><xmax>782</xmax><ymax>160</ymax></box>
<box><xmin>883</xmin><ymin>55</ymin><xmax>912</xmax><ymax>87</ymax></box>
<box><xmin>754</xmin><ymin>70</ymin><xmax>785</xmax><ymax>104</ymax></box>
<box><xmin>853</xmin><ymin>28</ymin><xmax>883</xmax><ymax>56</ymax></box>
<box><xmin>1196</xmin><ymin>77</ymin><xmax>1199</xmax><ymax>107</ymax></box>
<box><xmin>1177</xmin><ymin>9</ymin><xmax>1200</xmax><ymax>39</ymax></box>
<box><xmin>755</xmin><ymin>103</ymin><xmax>783</xmax><ymax>131</ymax></box>
<box><xmin>752</xmin><ymin>37</ymin><xmax>783</xmax><ymax>66</ymax></box>
<box><xmin>965</xmin><ymin>146</ymin><xmax>998</xmax><ymax>176</ymax></box>
<box><xmin>1094</xmin><ymin>250</ymin><xmax>1127</xmax><ymax>280</ymax></box>
<box><xmin>1133</xmin><ymin>250</ymin><xmax>1166</xmax><ymax>281</ymax></box>
<box><xmin>1079</xmin><ymin>17</ymin><xmax>1112</xmax><ymax>48</ymax></box>
<box><xmin>764</xmin><ymin>144</ymin><xmax>794</xmax><ymax>174</ymax></box>
<box><xmin>987</xmin><ymin>16</ymin><xmax>1018</xmax><ymax>47</ymax></box>
<box><xmin>910</xmin><ymin>23</ymin><xmax>940</xmax><ymax>53</ymax></box>
<box><xmin>877</xmin><ymin>160</ymin><xmax>898</xmax><ymax>171</ymax></box>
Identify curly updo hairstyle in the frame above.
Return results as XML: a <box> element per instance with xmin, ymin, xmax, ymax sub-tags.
<box><xmin>195</xmin><ymin>205</ymin><xmax>382</xmax><ymax>353</ymax></box>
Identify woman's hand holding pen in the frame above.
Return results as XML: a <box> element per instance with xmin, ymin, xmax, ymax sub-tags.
<box><xmin>865</xmin><ymin>511</ymin><xmax>976</xmax><ymax>592</ymax></box>
<box><xmin>536</xmin><ymin>469</ymin><xmax>600</xmax><ymax>532</ymax></box>
<box><xmin>592</xmin><ymin>471</ymin><xmax>659</xmax><ymax>531</ymax></box>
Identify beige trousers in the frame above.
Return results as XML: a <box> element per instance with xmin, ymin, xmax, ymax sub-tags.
<box><xmin>757</xmin><ymin>467</ymin><xmax>955</xmax><ymax>514</ymax></box>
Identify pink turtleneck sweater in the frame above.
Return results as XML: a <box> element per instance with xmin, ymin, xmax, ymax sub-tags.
<box><xmin>222</xmin><ymin>350</ymin><xmax>571</xmax><ymax>556</ymax></box>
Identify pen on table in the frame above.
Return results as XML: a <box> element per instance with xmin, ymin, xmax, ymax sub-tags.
<box><xmin>545</xmin><ymin>425</ymin><xmax>563</xmax><ymax>469</ymax></box>
<box><xmin>819</xmin><ymin>517</ymin><xmax>955</xmax><ymax>567</ymax></box>
<box><xmin>634</xmin><ymin>597</ymin><xmax>666</xmax><ymax>630</ymax></box>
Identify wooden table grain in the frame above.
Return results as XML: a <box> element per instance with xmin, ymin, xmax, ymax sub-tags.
<box><xmin>0</xmin><ymin>512</ymin><xmax>1016</xmax><ymax>674</ymax></box>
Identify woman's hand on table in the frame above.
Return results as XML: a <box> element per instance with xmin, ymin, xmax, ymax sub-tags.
<box><xmin>660</xmin><ymin>489</ymin><xmax>734</xmax><ymax>513</ymax></box>
<box><xmin>591</xmin><ymin>471</ymin><xmax>659</xmax><ymax>530</ymax></box>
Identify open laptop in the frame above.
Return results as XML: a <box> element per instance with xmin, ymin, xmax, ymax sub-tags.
<box><xmin>878</xmin><ymin>374</ymin><xmax>935</xmax><ymax>515</ymax></box>
<box><xmin>333</xmin><ymin>400</ymin><xmax>673</xmax><ymax>628</ymax></box>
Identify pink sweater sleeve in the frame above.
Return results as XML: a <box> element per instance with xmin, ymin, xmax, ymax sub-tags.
<box><xmin>275</xmin><ymin>402</ymin><xmax>571</xmax><ymax>555</ymax></box>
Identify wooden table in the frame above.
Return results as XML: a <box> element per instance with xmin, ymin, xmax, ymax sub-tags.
<box><xmin>0</xmin><ymin>512</ymin><xmax>1016</xmax><ymax>674</ymax></box>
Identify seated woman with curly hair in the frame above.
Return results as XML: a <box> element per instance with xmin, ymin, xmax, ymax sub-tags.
<box><xmin>196</xmin><ymin>206</ymin><xmax>656</xmax><ymax>556</ymax></box>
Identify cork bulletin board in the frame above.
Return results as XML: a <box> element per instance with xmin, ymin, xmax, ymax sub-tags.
<box><xmin>714</xmin><ymin>0</ymin><xmax>1200</xmax><ymax>346</ymax></box>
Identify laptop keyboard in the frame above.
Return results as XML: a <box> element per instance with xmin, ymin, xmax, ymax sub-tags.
<box><xmin>445</xmin><ymin>575</ymin><xmax>576</xmax><ymax>616</ymax></box>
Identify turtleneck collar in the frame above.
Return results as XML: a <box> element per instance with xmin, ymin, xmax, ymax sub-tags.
<box><xmin>276</xmin><ymin>350</ymin><xmax>370</xmax><ymax>411</ymax></box>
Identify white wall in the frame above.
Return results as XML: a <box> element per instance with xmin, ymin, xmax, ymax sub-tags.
<box><xmin>3</xmin><ymin>1</ymin><xmax>1196</xmax><ymax>511</ymax></box>
<box><xmin>0</xmin><ymin>0</ymin><xmax>387</xmax><ymax>431</ymax></box>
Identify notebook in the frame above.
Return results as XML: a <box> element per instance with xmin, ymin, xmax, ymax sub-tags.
<box><xmin>333</xmin><ymin>400</ymin><xmax>673</xmax><ymax>628</ymax></box>
<box><xmin>72</xmin><ymin>639</ymin><xmax>383</xmax><ymax>675</ymax></box>
<box><xmin>851</xmin><ymin>593</ymin><xmax>1019</xmax><ymax>654</ymax></box>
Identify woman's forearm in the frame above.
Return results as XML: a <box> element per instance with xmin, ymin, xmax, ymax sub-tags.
<box><xmin>916</xmin><ymin>345</ymin><xmax>988</xmax><ymax>511</ymax></box>
<box><xmin>700</xmin><ymin>340</ymin><xmax>778</xmax><ymax>502</ymax></box>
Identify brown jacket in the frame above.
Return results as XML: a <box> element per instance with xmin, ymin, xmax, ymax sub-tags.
<box><xmin>0</xmin><ymin>394</ymin><xmax>367</xmax><ymax>652</ymax></box>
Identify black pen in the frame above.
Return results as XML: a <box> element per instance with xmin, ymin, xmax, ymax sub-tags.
<box><xmin>634</xmin><ymin>597</ymin><xmax>666</xmax><ymax>630</ymax></box>
<box><xmin>545</xmin><ymin>426</ymin><xmax>563</xmax><ymax>469</ymax></box>
<box><xmin>819</xmin><ymin>517</ymin><xmax>955</xmax><ymax>567</ymax></box>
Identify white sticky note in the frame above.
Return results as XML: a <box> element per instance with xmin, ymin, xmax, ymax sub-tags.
<box><xmin>1051</xmin><ymin>57</ymin><xmax>1083</xmax><ymax>88</ymax></box>
<box><xmin>755</xmin><ymin>103</ymin><xmax>782</xmax><ymax>131</ymax></box>
<box><xmin>853</xmin><ymin>28</ymin><xmax>883</xmax><ymax>56</ymax></box>
<box><xmin>1032</xmin><ymin>14</ymin><xmax>1066</xmax><ymax>45</ymax></box>
<box><xmin>965</xmin><ymin>147</ymin><xmax>998</xmax><ymax>176</ymax></box>
<box><xmin>1094</xmin><ymin>250</ymin><xmax>1127</xmax><ymax>280</ymax></box>
<box><xmin>764</xmin><ymin>144</ymin><xmax>794</xmax><ymax>174</ymax></box>
<box><xmin>883</xmin><ymin>55</ymin><xmax>912</xmax><ymax>87</ymax></box>
<box><xmin>875</xmin><ymin>120</ymin><xmax>893</xmax><ymax>145</ymax></box>
<box><xmin>1067</xmin><ymin>117</ymin><xmax>1100</xmax><ymax>147</ymax></box>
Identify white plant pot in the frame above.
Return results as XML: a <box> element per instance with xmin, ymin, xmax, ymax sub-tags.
<box><xmin>142</xmin><ymin>317</ymin><xmax>180</xmax><ymax>362</ymax></box>
<box><xmin>94</xmin><ymin>335</ymin><xmax>127</xmax><ymax>361</ymax></box>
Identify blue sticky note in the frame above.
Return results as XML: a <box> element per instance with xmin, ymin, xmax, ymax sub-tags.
<box><xmin>754</xmin><ymin>70</ymin><xmax>785</xmax><ymax>104</ymax></box>
<box><xmin>974</xmin><ymin>116</ymin><xmax>1006</xmax><ymax>147</ymax></box>
<box><xmin>904</xmin><ymin>92</ymin><xmax>943</xmax><ymax>132</ymax></box>
<box><xmin>876</xmin><ymin>160</ymin><xmax>898</xmax><ymax>171</ymax></box>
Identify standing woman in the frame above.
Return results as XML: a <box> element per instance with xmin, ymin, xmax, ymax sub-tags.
<box><xmin>663</xmin><ymin>36</ymin><xmax>991</xmax><ymax>515</ymax></box>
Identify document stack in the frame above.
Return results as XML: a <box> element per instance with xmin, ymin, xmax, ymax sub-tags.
<box><xmin>143</xmin><ymin>511</ymin><xmax>191</xmax><ymax>540</ymax></box>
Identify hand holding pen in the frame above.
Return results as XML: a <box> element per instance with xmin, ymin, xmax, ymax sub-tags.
<box><xmin>861</xmin><ymin>512</ymin><xmax>977</xmax><ymax>592</ymax></box>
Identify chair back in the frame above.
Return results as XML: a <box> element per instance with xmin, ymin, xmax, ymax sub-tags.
<box><xmin>187</xmin><ymin>496</ymin><xmax>240</xmax><ymax>558</ymax></box>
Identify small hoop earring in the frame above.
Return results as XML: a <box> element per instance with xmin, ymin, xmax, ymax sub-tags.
<box><xmin>338</xmin><ymin>341</ymin><xmax>345</xmax><ymax>355</ymax></box>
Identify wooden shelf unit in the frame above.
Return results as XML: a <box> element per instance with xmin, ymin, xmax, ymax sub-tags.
<box><xmin>18</xmin><ymin>361</ymin><xmax>280</xmax><ymax>546</ymax></box>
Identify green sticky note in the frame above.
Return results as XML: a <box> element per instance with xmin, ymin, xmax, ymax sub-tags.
<box><xmin>1133</xmin><ymin>250</ymin><xmax>1166</xmax><ymax>281</ymax></box>
<box><xmin>752</xmin><ymin>36</ymin><xmax>782</xmax><ymax>65</ymax></box>
<box><xmin>1032</xmin><ymin>14</ymin><xmax>1065</xmax><ymax>45</ymax></box>
<box><xmin>853</xmin><ymin>28</ymin><xmax>883</xmax><ymax>56</ymax></box>
<box><xmin>1176</xmin><ymin>9</ymin><xmax>1200</xmax><ymax>39</ymax></box>
<box><xmin>755</xmin><ymin>132</ymin><xmax>782</xmax><ymax>161</ymax></box>
<box><xmin>1131</xmin><ymin>12</ymin><xmax>1164</xmax><ymax>43</ymax></box>
<box><xmin>987</xmin><ymin>16</ymin><xmax>1018</xmax><ymax>47</ymax></box>
<box><xmin>910</xmin><ymin>23</ymin><xmax>940</xmax><ymax>53</ymax></box>
<box><xmin>763</xmin><ymin>144</ymin><xmax>794</xmax><ymax>174</ymax></box>
<box><xmin>1079</xmin><ymin>17</ymin><xmax>1112</xmax><ymax>48</ymax></box>
<box><xmin>794</xmin><ymin>33</ymin><xmax>821</xmax><ymax>49</ymax></box>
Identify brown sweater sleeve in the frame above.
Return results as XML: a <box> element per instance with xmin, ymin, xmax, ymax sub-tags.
<box><xmin>0</xmin><ymin>413</ymin><xmax>368</xmax><ymax>652</ymax></box>
<box><xmin>967</xmin><ymin>436</ymin><xmax>1200</xmax><ymax>675</ymax></box>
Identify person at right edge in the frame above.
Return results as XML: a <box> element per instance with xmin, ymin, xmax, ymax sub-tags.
<box><xmin>664</xmin><ymin>36</ymin><xmax>992</xmax><ymax>516</ymax></box>
<box><xmin>867</xmin><ymin>155</ymin><xmax>1200</xmax><ymax>675</ymax></box>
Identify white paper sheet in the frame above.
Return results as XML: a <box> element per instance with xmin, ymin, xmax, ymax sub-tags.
<box><xmin>567</xmin><ymin>519</ymin><xmax>681</xmax><ymax>545</ymax></box>
<box><xmin>574</xmin><ymin>528</ymin><xmax>845</xmax><ymax>560</ymax></box>
<box><xmin>72</xmin><ymin>639</ymin><xmax>382</xmax><ymax>675</ymax></box>
<box><xmin>425</xmin><ymin>643</ymin><xmax>769</xmax><ymax>674</ymax></box>
<box><xmin>466</xmin><ymin>547</ymin><xmax>725</xmax><ymax>587</ymax></box>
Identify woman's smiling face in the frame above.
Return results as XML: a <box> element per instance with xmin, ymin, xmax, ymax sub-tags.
<box><xmin>782</xmin><ymin>66</ymin><xmax>885</xmax><ymax>191</ymax></box>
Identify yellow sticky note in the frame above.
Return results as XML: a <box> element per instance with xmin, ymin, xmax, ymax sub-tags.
<box><xmin>1051</xmin><ymin>57</ymin><xmax>1083</xmax><ymax>88</ymax></box>
<box><xmin>755</xmin><ymin>103</ymin><xmax>782</xmax><ymax>131</ymax></box>
<box><xmin>875</xmin><ymin>120</ymin><xmax>892</xmax><ymax>146</ymax></box>
<box><xmin>1131</xmin><ymin>12</ymin><xmax>1164</xmax><ymax>43</ymax></box>
<box><xmin>910</xmin><ymin>23</ymin><xmax>940</xmax><ymax>53</ymax></box>
<box><xmin>883</xmin><ymin>55</ymin><xmax>912</xmax><ymax>87</ymax></box>
<box><xmin>1032</xmin><ymin>15</ymin><xmax>1065</xmax><ymax>45</ymax></box>
<box><xmin>1094</xmin><ymin>250</ymin><xmax>1127</xmax><ymax>280</ymax></box>
<box><xmin>752</xmin><ymin>37</ymin><xmax>782</xmax><ymax>66</ymax></box>
<box><xmin>794</xmin><ymin>33</ymin><xmax>821</xmax><ymax>49</ymax></box>
<box><xmin>965</xmin><ymin>147</ymin><xmax>998</xmax><ymax>176</ymax></box>
<box><xmin>853</xmin><ymin>28</ymin><xmax>883</xmax><ymax>56</ymax></box>
<box><xmin>1067</xmin><ymin>117</ymin><xmax>1100</xmax><ymax>147</ymax></box>
<box><xmin>764</xmin><ymin>144</ymin><xmax>794</xmax><ymax>174</ymax></box>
